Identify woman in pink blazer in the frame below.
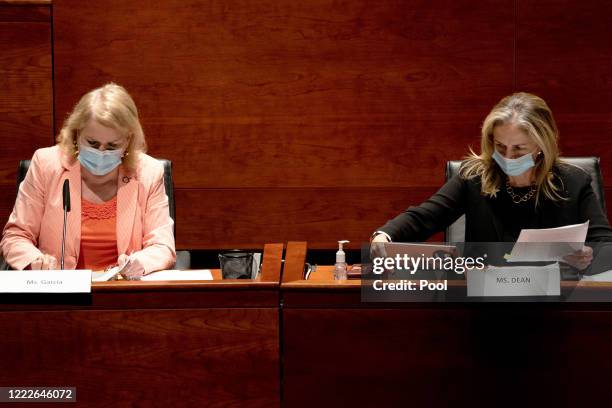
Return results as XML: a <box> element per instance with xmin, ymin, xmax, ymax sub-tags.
<box><xmin>1</xmin><ymin>83</ymin><xmax>176</xmax><ymax>279</ymax></box>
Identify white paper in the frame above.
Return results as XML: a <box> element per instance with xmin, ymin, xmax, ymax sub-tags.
<box><xmin>507</xmin><ymin>221</ymin><xmax>589</xmax><ymax>262</ymax></box>
<box><xmin>0</xmin><ymin>270</ymin><xmax>91</xmax><ymax>293</ymax></box>
<box><xmin>580</xmin><ymin>270</ymin><xmax>612</xmax><ymax>282</ymax></box>
<box><xmin>91</xmin><ymin>266</ymin><xmax>121</xmax><ymax>282</ymax></box>
<box><xmin>252</xmin><ymin>253</ymin><xmax>262</xmax><ymax>278</ymax></box>
<box><xmin>467</xmin><ymin>263</ymin><xmax>560</xmax><ymax>296</ymax></box>
<box><xmin>141</xmin><ymin>270</ymin><xmax>213</xmax><ymax>281</ymax></box>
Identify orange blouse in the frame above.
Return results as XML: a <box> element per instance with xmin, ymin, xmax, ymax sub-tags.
<box><xmin>76</xmin><ymin>196</ymin><xmax>118</xmax><ymax>271</ymax></box>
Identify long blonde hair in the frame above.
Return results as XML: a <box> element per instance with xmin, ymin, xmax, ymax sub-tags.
<box><xmin>460</xmin><ymin>92</ymin><xmax>565</xmax><ymax>205</ymax></box>
<box><xmin>56</xmin><ymin>83</ymin><xmax>147</xmax><ymax>169</ymax></box>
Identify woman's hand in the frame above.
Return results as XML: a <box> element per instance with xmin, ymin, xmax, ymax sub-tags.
<box><xmin>370</xmin><ymin>233</ymin><xmax>390</xmax><ymax>259</ymax></box>
<box><xmin>29</xmin><ymin>254</ymin><xmax>58</xmax><ymax>270</ymax></box>
<box><xmin>563</xmin><ymin>245</ymin><xmax>593</xmax><ymax>271</ymax></box>
<box><xmin>117</xmin><ymin>254</ymin><xmax>146</xmax><ymax>280</ymax></box>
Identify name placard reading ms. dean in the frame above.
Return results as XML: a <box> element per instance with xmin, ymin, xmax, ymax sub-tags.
<box><xmin>0</xmin><ymin>270</ymin><xmax>91</xmax><ymax>293</ymax></box>
<box><xmin>467</xmin><ymin>263</ymin><xmax>560</xmax><ymax>297</ymax></box>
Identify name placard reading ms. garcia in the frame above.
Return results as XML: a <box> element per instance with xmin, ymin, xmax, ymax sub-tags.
<box><xmin>0</xmin><ymin>270</ymin><xmax>91</xmax><ymax>293</ymax></box>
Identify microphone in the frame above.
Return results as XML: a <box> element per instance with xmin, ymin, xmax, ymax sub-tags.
<box><xmin>63</xmin><ymin>179</ymin><xmax>71</xmax><ymax>212</ymax></box>
<box><xmin>61</xmin><ymin>179</ymin><xmax>71</xmax><ymax>270</ymax></box>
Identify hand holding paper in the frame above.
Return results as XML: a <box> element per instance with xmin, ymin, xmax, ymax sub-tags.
<box><xmin>117</xmin><ymin>253</ymin><xmax>145</xmax><ymax>280</ymax></box>
<box><xmin>563</xmin><ymin>245</ymin><xmax>593</xmax><ymax>270</ymax></box>
<box><xmin>508</xmin><ymin>221</ymin><xmax>590</xmax><ymax>264</ymax></box>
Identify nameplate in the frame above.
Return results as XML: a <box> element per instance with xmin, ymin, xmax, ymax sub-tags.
<box><xmin>0</xmin><ymin>270</ymin><xmax>92</xmax><ymax>293</ymax></box>
<box><xmin>467</xmin><ymin>263</ymin><xmax>560</xmax><ymax>297</ymax></box>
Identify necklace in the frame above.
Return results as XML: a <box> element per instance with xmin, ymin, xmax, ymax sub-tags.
<box><xmin>505</xmin><ymin>180</ymin><xmax>536</xmax><ymax>204</ymax></box>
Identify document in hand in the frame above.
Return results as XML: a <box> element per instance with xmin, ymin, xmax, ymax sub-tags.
<box><xmin>91</xmin><ymin>266</ymin><xmax>122</xmax><ymax>282</ymax></box>
<box><xmin>507</xmin><ymin>221</ymin><xmax>589</xmax><ymax>262</ymax></box>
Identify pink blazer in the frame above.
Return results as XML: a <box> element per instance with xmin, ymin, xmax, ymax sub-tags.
<box><xmin>1</xmin><ymin>146</ymin><xmax>176</xmax><ymax>272</ymax></box>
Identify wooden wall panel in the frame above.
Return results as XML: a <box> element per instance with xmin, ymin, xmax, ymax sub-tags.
<box><xmin>176</xmin><ymin>187</ymin><xmax>438</xmax><ymax>249</ymax></box>
<box><xmin>53</xmin><ymin>0</ymin><xmax>513</xmax><ymax>249</ymax></box>
<box><xmin>0</xmin><ymin>2</ymin><xmax>53</xmax><ymax>229</ymax></box>
<box><xmin>516</xmin><ymin>0</ymin><xmax>612</xmax><ymax>222</ymax></box>
<box><xmin>283</xmin><ymin>307</ymin><xmax>612</xmax><ymax>407</ymax></box>
<box><xmin>0</xmin><ymin>307</ymin><xmax>280</xmax><ymax>407</ymax></box>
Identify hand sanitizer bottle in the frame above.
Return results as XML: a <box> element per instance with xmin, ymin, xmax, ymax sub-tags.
<box><xmin>334</xmin><ymin>240</ymin><xmax>350</xmax><ymax>280</ymax></box>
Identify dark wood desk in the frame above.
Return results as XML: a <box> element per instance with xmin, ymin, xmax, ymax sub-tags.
<box><xmin>0</xmin><ymin>243</ymin><xmax>283</xmax><ymax>407</ymax></box>
<box><xmin>281</xmin><ymin>241</ymin><xmax>612</xmax><ymax>408</ymax></box>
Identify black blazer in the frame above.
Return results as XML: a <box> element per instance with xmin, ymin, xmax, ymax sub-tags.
<box><xmin>378</xmin><ymin>163</ymin><xmax>612</xmax><ymax>243</ymax></box>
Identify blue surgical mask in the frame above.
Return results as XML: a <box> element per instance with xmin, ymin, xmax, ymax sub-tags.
<box><xmin>492</xmin><ymin>150</ymin><xmax>536</xmax><ymax>176</ymax></box>
<box><xmin>78</xmin><ymin>144</ymin><xmax>124</xmax><ymax>176</ymax></box>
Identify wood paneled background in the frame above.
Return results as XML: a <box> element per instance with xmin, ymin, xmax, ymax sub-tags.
<box><xmin>0</xmin><ymin>0</ymin><xmax>53</xmax><ymax>232</ymax></box>
<box><xmin>2</xmin><ymin>0</ymin><xmax>612</xmax><ymax>250</ymax></box>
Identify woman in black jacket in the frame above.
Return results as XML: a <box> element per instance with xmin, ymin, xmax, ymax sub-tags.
<box><xmin>372</xmin><ymin>92</ymin><xmax>612</xmax><ymax>271</ymax></box>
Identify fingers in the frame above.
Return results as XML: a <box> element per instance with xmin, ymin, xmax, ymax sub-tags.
<box><xmin>574</xmin><ymin>246</ymin><xmax>593</xmax><ymax>265</ymax></box>
<box><xmin>29</xmin><ymin>257</ymin><xmax>43</xmax><ymax>270</ymax></box>
<box><xmin>119</xmin><ymin>256</ymin><xmax>145</xmax><ymax>281</ymax></box>
<box><xmin>117</xmin><ymin>254</ymin><xmax>129</xmax><ymax>269</ymax></box>
<box><xmin>47</xmin><ymin>255</ymin><xmax>58</xmax><ymax>270</ymax></box>
<box><xmin>370</xmin><ymin>234</ymin><xmax>390</xmax><ymax>258</ymax></box>
<box><xmin>29</xmin><ymin>254</ymin><xmax>58</xmax><ymax>270</ymax></box>
<box><xmin>563</xmin><ymin>250</ymin><xmax>593</xmax><ymax>271</ymax></box>
<box><xmin>370</xmin><ymin>242</ymin><xmax>388</xmax><ymax>259</ymax></box>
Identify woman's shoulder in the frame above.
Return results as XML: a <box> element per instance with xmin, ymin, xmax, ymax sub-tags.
<box><xmin>31</xmin><ymin>145</ymin><xmax>61</xmax><ymax>160</ymax></box>
<box><xmin>30</xmin><ymin>145</ymin><xmax>69</xmax><ymax>173</ymax></box>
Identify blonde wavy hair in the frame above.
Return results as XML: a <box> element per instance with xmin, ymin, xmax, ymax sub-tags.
<box><xmin>460</xmin><ymin>92</ymin><xmax>565</xmax><ymax>205</ymax></box>
<box><xmin>56</xmin><ymin>83</ymin><xmax>147</xmax><ymax>170</ymax></box>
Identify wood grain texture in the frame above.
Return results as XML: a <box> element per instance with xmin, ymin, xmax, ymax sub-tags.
<box><xmin>0</xmin><ymin>15</ymin><xmax>53</xmax><ymax>228</ymax></box>
<box><xmin>282</xmin><ymin>241</ymin><xmax>307</xmax><ymax>282</ymax></box>
<box><xmin>0</xmin><ymin>1</ymin><xmax>51</xmax><ymax>5</ymax></box>
<box><xmin>283</xmin><ymin>307</ymin><xmax>612</xmax><ymax>407</ymax></box>
<box><xmin>260</xmin><ymin>242</ymin><xmax>284</xmax><ymax>281</ymax></box>
<box><xmin>516</xmin><ymin>0</ymin><xmax>612</xmax><ymax>187</ymax></box>
<box><xmin>0</xmin><ymin>186</ymin><xmax>16</xmax><ymax>231</ymax></box>
<box><xmin>52</xmin><ymin>0</ymin><xmax>514</xmax><ymax>248</ymax></box>
<box><xmin>0</xmin><ymin>4</ymin><xmax>50</xmax><ymax>22</ymax></box>
<box><xmin>0</xmin><ymin>308</ymin><xmax>279</xmax><ymax>407</ymax></box>
<box><xmin>143</xmin><ymin>121</ymin><xmax>482</xmax><ymax>189</ymax></box>
<box><xmin>175</xmin><ymin>187</ymin><xmax>438</xmax><ymax>249</ymax></box>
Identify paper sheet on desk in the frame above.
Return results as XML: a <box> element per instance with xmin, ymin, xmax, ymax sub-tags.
<box><xmin>507</xmin><ymin>221</ymin><xmax>589</xmax><ymax>262</ymax></box>
<box><xmin>141</xmin><ymin>270</ymin><xmax>213</xmax><ymax>281</ymax></box>
<box><xmin>91</xmin><ymin>267</ymin><xmax>121</xmax><ymax>282</ymax></box>
<box><xmin>581</xmin><ymin>270</ymin><xmax>612</xmax><ymax>282</ymax></box>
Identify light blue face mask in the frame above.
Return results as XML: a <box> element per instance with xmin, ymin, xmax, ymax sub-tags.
<box><xmin>492</xmin><ymin>150</ymin><xmax>536</xmax><ymax>176</ymax></box>
<box><xmin>78</xmin><ymin>144</ymin><xmax>124</xmax><ymax>176</ymax></box>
